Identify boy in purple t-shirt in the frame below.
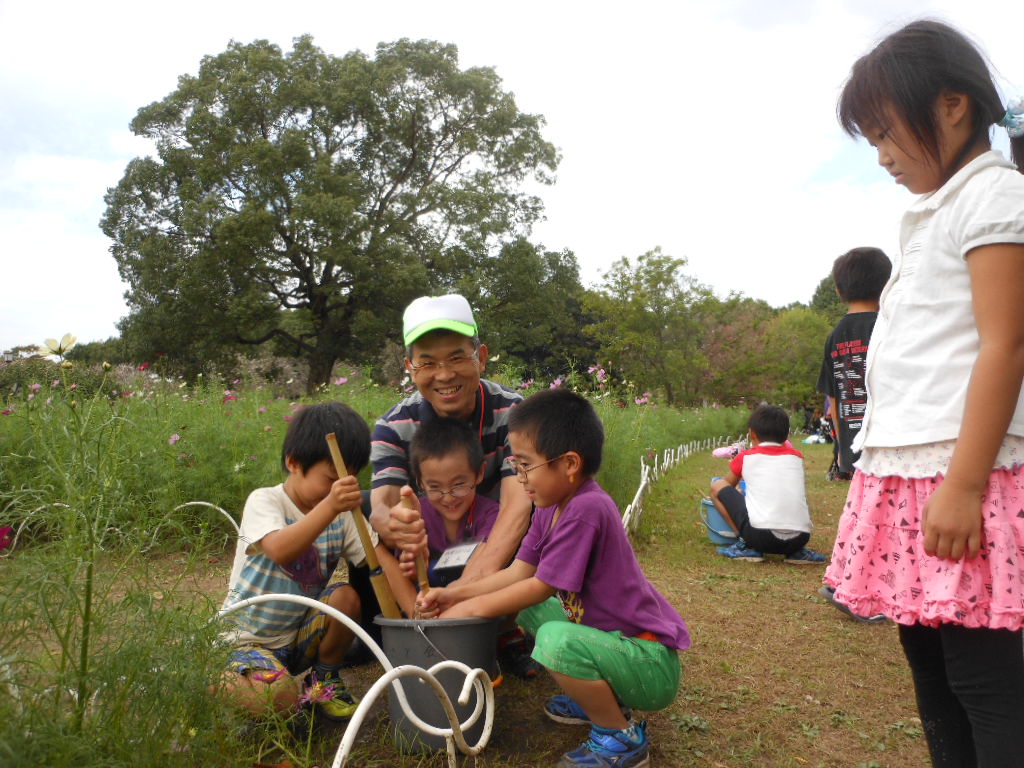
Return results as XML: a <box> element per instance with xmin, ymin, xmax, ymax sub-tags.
<box><xmin>399</xmin><ymin>417</ymin><xmax>501</xmax><ymax>587</ymax></box>
<box><xmin>417</xmin><ymin>389</ymin><xmax>689</xmax><ymax>768</ymax></box>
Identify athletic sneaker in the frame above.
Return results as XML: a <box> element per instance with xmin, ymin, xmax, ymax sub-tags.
<box><xmin>784</xmin><ymin>547</ymin><xmax>827</xmax><ymax>565</ymax></box>
<box><xmin>715</xmin><ymin>541</ymin><xmax>764</xmax><ymax>562</ymax></box>
<box><xmin>498</xmin><ymin>628</ymin><xmax>542</xmax><ymax>679</ymax></box>
<box><xmin>557</xmin><ymin>721</ymin><xmax>650</xmax><ymax>767</ymax></box>
<box><xmin>544</xmin><ymin>695</ymin><xmax>632</xmax><ymax>726</ymax></box>
<box><xmin>818</xmin><ymin>586</ymin><xmax>887</xmax><ymax>624</ymax></box>
<box><xmin>302</xmin><ymin>673</ymin><xmax>359</xmax><ymax>721</ymax></box>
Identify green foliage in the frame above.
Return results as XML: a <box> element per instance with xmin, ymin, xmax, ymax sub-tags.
<box><xmin>809</xmin><ymin>274</ymin><xmax>846</xmax><ymax>325</ymax></box>
<box><xmin>102</xmin><ymin>36</ymin><xmax>559</xmax><ymax>390</ymax></box>
<box><xmin>584</xmin><ymin>248</ymin><xmax>712</xmax><ymax>405</ymax></box>
<box><xmin>699</xmin><ymin>294</ymin><xmax>778</xmax><ymax>404</ymax></box>
<box><xmin>759</xmin><ymin>307</ymin><xmax>833</xmax><ymax>407</ymax></box>
<box><xmin>458</xmin><ymin>238</ymin><xmax>598</xmax><ymax>377</ymax></box>
<box><xmin>0</xmin><ymin>376</ymin><xmax>247</xmax><ymax>766</ymax></box>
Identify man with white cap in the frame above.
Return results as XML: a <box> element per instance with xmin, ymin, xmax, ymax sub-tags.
<box><xmin>368</xmin><ymin>294</ymin><xmax>532</xmax><ymax>585</ymax></box>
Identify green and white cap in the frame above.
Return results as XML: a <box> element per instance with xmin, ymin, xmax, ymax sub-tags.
<box><xmin>403</xmin><ymin>294</ymin><xmax>478</xmax><ymax>347</ymax></box>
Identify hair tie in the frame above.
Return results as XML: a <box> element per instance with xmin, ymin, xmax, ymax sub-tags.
<box><xmin>999</xmin><ymin>98</ymin><xmax>1024</xmax><ymax>138</ymax></box>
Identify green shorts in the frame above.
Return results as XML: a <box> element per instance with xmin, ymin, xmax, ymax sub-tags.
<box><xmin>518</xmin><ymin>597</ymin><xmax>681</xmax><ymax>711</ymax></box>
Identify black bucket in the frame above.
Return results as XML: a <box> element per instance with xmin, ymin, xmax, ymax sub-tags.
<box><xmin>374</xmin><ymin>615</ymin><xmax>499</xmax><ymax>753</ymax></box>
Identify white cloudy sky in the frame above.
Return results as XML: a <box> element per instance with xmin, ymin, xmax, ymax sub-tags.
<box><xmin>0</xmin><ymin>0</ymin><xmax>1019</xmax><ymax>353</ymax></box>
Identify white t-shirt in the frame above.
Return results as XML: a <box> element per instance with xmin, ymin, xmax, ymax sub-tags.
<box><xmin>221</xmin><ymin>483</ymin><xmax>373</xmax><ymax>648</ymax></box>
<box><xmin>855</xmin><ymin>150</ymin><xmax>1024</xmax><ymax>451</ymax></box>
<box><xmin>729</xmin><ymin>443</ymin><xmax>812</xmax><ymax>534</ymax></box>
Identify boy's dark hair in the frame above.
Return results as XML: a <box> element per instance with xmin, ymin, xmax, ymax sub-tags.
<box><xmin>832</xmin><ymin>247</ymin><xmax>891</xmax><ymax>302</ymax></box>
<box><xmin>409</xmin><ymin>417</ymin><xmax>485</xmax><ymax>481</ymax></box>
<box><xmin>838</xmin><ymin>20</ymin><xmax>1023</xmax><ymax>178</ymax></box>
<box><xmin>281</xmin><ymin>401</ymin><xmax>370</xmax><ymax>474</ymax></box>
<box><xmin>507</xmin><ymin>389</ymin><xmax>604</xmax><ymax>476</ymax></box>
<box><xmin>748</xmin><ymin>405</ymin><xmax>790</xmax><ymax>444</ymax></box>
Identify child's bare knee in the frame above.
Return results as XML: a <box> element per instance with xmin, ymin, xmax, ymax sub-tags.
<box><xmin>328</xmin><ymin>584</ymin><xmax>361</xmax><ymax>619</ymax></box>
<box><xmin>710</xmin><ymin>479</ymin><xmax>729</xmax><ymax>496</ymax></box>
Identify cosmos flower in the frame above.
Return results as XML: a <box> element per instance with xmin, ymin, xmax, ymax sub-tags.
<box><xmin>37</xmin><ymin>333</ymin><xmax>77</xmax><ymax>358</ymax></box>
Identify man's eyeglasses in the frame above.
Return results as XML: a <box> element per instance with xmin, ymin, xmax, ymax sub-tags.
<box><xmin>424</xmin><ymin>483</ymin><xmax>474</xmax><ymax>501</ymax></box>
<box><xmin>409</xmin><ymin>354</ymin><xmax>478</xmax><ymax>375</ymax></box>
<box><xmin>508</xmin><ymin>454</ymin><xmax>566</xmax><ymax>479</ymax></box>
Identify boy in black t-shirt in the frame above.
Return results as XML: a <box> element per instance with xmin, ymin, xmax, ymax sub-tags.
<box><xmin>817</xmin><ymin>247</ymin><xmax>891</xmax><ymax>624</ymax></box>
<box><xmin>816</xmin><ymin>247</ymin><xmax>892</xmax><ymax>479</ymax></box>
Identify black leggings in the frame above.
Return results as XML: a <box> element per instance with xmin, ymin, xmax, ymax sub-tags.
<box><xmin>899</xmin><ymin>623</ymin><xmax>1024</xmax><ymax>767</ymax></box>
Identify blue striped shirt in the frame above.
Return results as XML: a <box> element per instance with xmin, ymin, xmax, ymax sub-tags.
<box><xmin>370</xmin><ymin>379</ymin><xmax>522</xmax><ymax>499</ymax></box>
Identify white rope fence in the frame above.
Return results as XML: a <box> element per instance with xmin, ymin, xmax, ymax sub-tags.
<box><xmin>621</xmin><ymin>434</ymin><xmax>736</xmax><ymax>535</ymax></box>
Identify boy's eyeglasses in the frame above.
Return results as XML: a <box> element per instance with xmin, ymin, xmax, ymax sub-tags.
<box><xmin>508</xmin><ymin>454</ymin><xmax>566</xmax><ymax>479</ymax></box>
<box><xmin>409</xmin><ymin>354</ymin><xmax>478</xmax><ymax>375</ymax></box>
<box><xmin>424</xmin><ymin>483</ymin><xmax>474</xmax><ymax>501</ymax></box>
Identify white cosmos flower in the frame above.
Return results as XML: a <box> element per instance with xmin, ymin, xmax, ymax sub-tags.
<box><xmin>38</xmin><ymin>333</ymin><xmax>78</xmax><ymax>357</ymax></box>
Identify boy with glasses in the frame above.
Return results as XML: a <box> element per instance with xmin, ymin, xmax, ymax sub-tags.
<box><xmin>400</xmin><ymin>417</ymin><xmax>500</xmax><ymax>587</ymax></box>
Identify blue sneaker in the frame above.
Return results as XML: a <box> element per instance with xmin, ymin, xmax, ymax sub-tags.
<box><xmin>557</xmin><ymin>721</ymin><xmax>650</xmax><ymax>767</ymax></box>
<box><xmin>544</xmin><ymin>695</ymin><xmax>632</xmax><ymax>725</ymax></box>
<box><xmin>784</xmin><ymin>547</ymin><xmax>827</xmax><ymax>565</ymax></box>
<box><xmin>715</xmin><ymin>541</ymin><xmax>764</xmax><ymax>562</ymax></box>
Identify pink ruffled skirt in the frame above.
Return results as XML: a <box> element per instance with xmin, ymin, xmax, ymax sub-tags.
<box><xmin>823</xmin><ymin>467</ymin><xmax>1024</xmax><ymax>630</ymax></box>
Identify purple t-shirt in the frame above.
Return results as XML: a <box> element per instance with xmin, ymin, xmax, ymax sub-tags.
<box><xmin>421</xmin><ymin>494</ymin><xmax>500</xmax><ymax>557</ymax></box>
<box><xmin>516</xmin><ymin>478</ymin><xmax>690</xmax><ymax>650</ymax></box>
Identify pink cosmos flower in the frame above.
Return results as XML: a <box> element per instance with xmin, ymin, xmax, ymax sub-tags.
<box><xmin>0</xmin><ymin>526</ymin><xmax>12</xmax><ymax>551</ymax></box>
<box><xmin>549</xmin><ymin>377</ymin><xmax>563</xmax><ymax>389</ymax></box>
<box><xmin>1</xmin><ymin>408</ymin><xmax>12</xmax><ymax>416</ymax></box>
<box><xmin>297</xmin><ymin>674</ymin><xmax>336</xmax><ymax>707</ymax></box>
<box><xmin>264</xmin><ymin>425</ymin><xmax>272</xmax><ymax>431</ymax></box>
<box><xmin>334</xmin><ymin>377</ymin><xmax>349</xmax><ymax>386</ymax></box>
<box><xmin>168</xmin><ymin>433</ymin><xmax>181</xmax><ymax>446</ymax></box>
<box><xmin>138</xmin><ymin>362</ymin><xmax>150</xmax><ymax>371</ymax></box>
<box><xmin>257</xmin><ymin>407</ymin><xmax>267</xmax><ymax>414</ymax></box>
<box><xmin>30</xmin><ymin>383</ymin><xmax>41</xmax><ymax>393</ymax></box>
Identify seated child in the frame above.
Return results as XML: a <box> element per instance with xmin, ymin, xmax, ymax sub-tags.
<box><xmin>417</xmin><ymin>389</ymin><xmax>690</xmax><ymax>768</ymax></box>
<box><xmin>710</xmin><ymin>404</ymin><xmax>826</xmax><ymax>564</ymax></box>
<box><xmin>216</xmin><ymin>402</ymin><xmax>415</xmax><ymax>719</ymax></box>
<box><xmin>401</xmin><ymin>417</ymin><xmax>501</xmax><ymax>587</ymax></box>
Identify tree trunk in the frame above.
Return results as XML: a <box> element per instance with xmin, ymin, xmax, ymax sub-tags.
<box><xmin>306</xmin><ymin>347</ymin><xmax>338</xmax><ymax>393</ymax></box>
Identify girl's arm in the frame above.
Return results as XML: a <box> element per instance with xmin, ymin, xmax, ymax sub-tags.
<box><xmin>441</xmin><ymin>576</ymin><xmax>556</xmax><ymax>619</ymax></box>
<box><xmin>923</xmin><ymin>243</ymin><xmax>1024</xmax><ymax>560</ymax></box>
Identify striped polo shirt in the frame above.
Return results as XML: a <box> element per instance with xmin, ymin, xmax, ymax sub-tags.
<box><xmin>370</xmin><ymin>379</ymin><xmax>522</xmax><ymax>499</ymax></box>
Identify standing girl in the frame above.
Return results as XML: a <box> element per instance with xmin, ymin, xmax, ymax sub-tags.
<box><xmin>823</xmin><ymin>20</ymin><xmax>1024</xmax><ymax>767</ymax></box>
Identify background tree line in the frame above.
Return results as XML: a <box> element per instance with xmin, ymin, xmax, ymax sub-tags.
<box><xmin>64</xmin><ymin>36</ymin><xmax>845</xmax><ymax>409</ymax></box>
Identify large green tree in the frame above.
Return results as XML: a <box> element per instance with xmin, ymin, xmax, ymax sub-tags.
<box><xmin>809</xmin><ymin>274</ymin><xmax>845</xmax><ymax>325</ymax></box>
<box><xmin>101</xmin><ymin>36</ymin><xmax>558</xmax><ymax>388</ymax></box>
<box><xmin>457</xmin><ymin>238</ymin><xmax>595</xmax><ymax>377</ymax></box>
<box><xmin>584</xmin><ymin>249</ymin><xmax>711</xmax><ymax>405</ymax></box>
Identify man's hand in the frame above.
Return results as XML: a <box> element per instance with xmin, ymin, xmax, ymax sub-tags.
<box><xmin>388</xmin><ymin>486</ymin><xmax>428</xmax><ymax>559</ymax></box>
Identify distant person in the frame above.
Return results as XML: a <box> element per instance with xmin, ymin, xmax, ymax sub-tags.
<box><xmin>816</xmin><ymin>247</ymin><xmax>892</xmax><ymax>480</ymax></box>
<box><xmin>710</xmin><ymin>405</ymin><xmax>826</xmax><ymax>564</ymax></box>
<box><xmin>824</xmin><ymin>20</ymin><xmax>1024</xmax><ymax>765</ymax></box>
<box><xmin>416</xmin><ymin>389</ymin><xmax>690</xmax><ymax>768</ymax></box>
<box><xmin>216</xmin><ymin>402</ymin><xmax>415</xmax><ymax>719</ymax></box>
<box><xmin>400</xmin><ymin>417</ymin><xmax>501</xmax><ymax>587</ymax></box>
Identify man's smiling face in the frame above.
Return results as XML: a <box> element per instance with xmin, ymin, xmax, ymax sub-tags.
<box><xmin>406</xmin><ymin>331</ymin><xmax>487</xmax><ymax>421</ymax></box>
